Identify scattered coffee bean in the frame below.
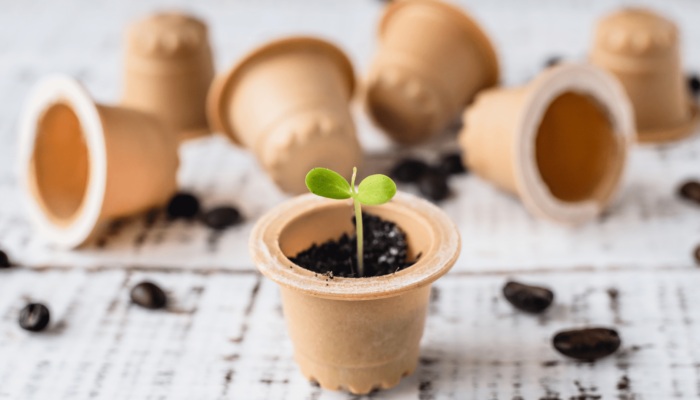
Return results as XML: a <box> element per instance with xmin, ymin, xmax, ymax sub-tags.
<box><xmin>0</xmin><ymin>250</ymin><xmax>10</xmax><ymax>268</ymax></box>
<box><xmin>437</xmin><ymin>153</ymin><xmax>467</xmax><ymax>176</ymax></box>
<box><xmin>679</xmin><ymin>180</ymin><xmax>700</xmax><ymax>203</ymax></box>
<box><xmin>418</xmin><ymin>170</ymin><xmax>449</xmax><ymax>201</ymax></box>
<box><xmin>130</xmin><ymin>281</ymin><xmax>167</xmax><ymax>309</ymax></box>
<box><xmin>688</xmin><ymin>74</ymin><xmax>700</xmax><ymax>96</ymax></box>
<box><xmin>503</xmin><ymin>281</ymin><xmax>554</xmax><ymax>313</ymax></box>
<box><xmin>693</xmin><ymin>244</ymin><xmax>700</xmax><ymax>265</ymax></box>
<box><xmin>19</xmin><ymin>303</ymin><xmax>50</xmax><ymax>332</ymax></box>
<box><xmin>203</xmin><ymin>206</ymin><xmax>243</xmax><ymax>230</ymax></box>
<box><xmin>553</xmin><ymin>327</ymin><xmax>621</xmax><ymax>360</ymax></box>
<box><xmin>545</xmin><ymin>56</ymin><xmax>562</xmax><ymax>68</ymax></box>
<box><xmin>166</xmin><ymin>192</ymin><xmax>200</xmax><ymax>219</ymax></box>
<box><xmin>391</xmin><ymin>159</ymin><xmax>430</xmax><ymax>183</ymax></box>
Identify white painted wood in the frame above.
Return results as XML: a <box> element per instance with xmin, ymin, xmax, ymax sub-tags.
<box><xmin>1</xmin><ymin>267</ymin><xmax>699</xmax><ymax>399</ymax></box>
<box><xmin>1</xmin><ymin>0</ymin><xmax>700</xmax><ymax>272</ymax></box>
<box><xmin>1</xmin><ymin>0</ymin><xmax>700</xmax><ymax>398</ymax></box>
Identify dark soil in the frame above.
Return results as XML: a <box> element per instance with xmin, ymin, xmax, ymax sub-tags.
<box><xmin>289</xmin><ymin>213</ymin><xmax>413</xmax><ymax>278</ymax></box>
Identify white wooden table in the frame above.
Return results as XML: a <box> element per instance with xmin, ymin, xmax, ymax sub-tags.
<box><xmin>2</xmin><ymin>0</ymin><xmax>700</xmax><ymax>399</ymax></box>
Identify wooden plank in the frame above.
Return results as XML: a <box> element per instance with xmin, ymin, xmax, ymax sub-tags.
<box><xmin>1</xmin><ymin>0</ymin><xmax>700</xmax><ymax>398</ymax></box>
<box><xmin>3</xmin><ymin>134</ymin><xmax>700</xmax><ymax>274</ymax></box>
<box><xmin>1</xmin><ymin>0</ymin><xmax>700</xmax><ymax>274</ymax></box>
<box><xmin>1</xmin><ymin>267</ymin><xmax>700</xmax><ymax>399</ymax></box>
<box><xmin>0</xmin><ymin>268</ymin><xmax>260</xmax><ymax>399</ymax></box>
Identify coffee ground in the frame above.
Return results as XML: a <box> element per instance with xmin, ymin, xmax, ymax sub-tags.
<box><xmin>289</xmin><ymin>213</ymin><xmax>413</xmax><ymax>278</ymax></box>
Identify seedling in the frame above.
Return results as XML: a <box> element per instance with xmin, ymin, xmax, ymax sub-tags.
<box><xmin>305</xmin><ymin>167</ymin><xmax>397</xmax><ymax>277</ymax></box>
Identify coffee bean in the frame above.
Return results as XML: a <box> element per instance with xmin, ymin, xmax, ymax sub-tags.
<box><xmin>437</xmin><ymin>153</ymin><xmax>467</xmax><ymax>176</ymax></box>
<box><xmin>130</xmin><ymin>281</ymin><xmax>167</xmax><ymax>309</ymax></box>
<box><xmin>693</xmin><ymin>244</ymin><xmax>700</xmax><ymax>265</ymax></box>
<box><xmin>19</xmin><ymin>303</ymin><xmax>50</xmax><ymax>332</ymax></box>
<box><xmin>391</xmin><ymin>159</ymin><xmax>429</xmax><ymax>183</ymax></box>
<box><xmin>545</xmin><ymin>56</ymin><xmax>562</xmax><ymax>68</ymax></box>
<box><xmin>0</xmin><ymin>250</ymin><xmax>10</xmax><ymax>268</ymax></box>
<box><xmin>203</xmin><ymin>206</ymin><xmax>242</xmax><ymax>230</ymax></box>
<box><xmin>553</xmin><ymin>328</ymin><xmax>621</xmax><ymax>360</ymax></box>
<box><xmin>503</xmin><ymin>281</ymin><xmax>554</xmax><ymax>313</ymax></box>
<box><xmin>688</xmin><ymin>74</ymin><xmax>700</xmax><ymax>96</ymax></box>
<box><xmin>166</xmin><ymin>193</ymin><xmax>200</xmax><ymax>219</ymax></box>
<box><xmin>679</xmin><ymin>180</ymin><xmax>700</xmax><ymax>203</ymax></box>
<box><xmin>418</xmin><ymin>171</ymin><xmax>449</xmax><ymax>201</ymax></box>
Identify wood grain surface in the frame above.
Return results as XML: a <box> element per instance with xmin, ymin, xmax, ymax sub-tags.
<box><xmin>1</xmin><ymin>0</ymin><xmax>700</xmax><ymax>399</ymax></box>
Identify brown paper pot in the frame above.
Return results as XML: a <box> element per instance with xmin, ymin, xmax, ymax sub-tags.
<box><xmin>458</xmin><ymin>64</ymin><xmax>635</xmax><ymax>225</ymax></box>
<box><xmin>122</xmin><ymin>12</ymin><xmax>215</xmax><ymax>142</ymax></box>
<box><xmin>364</xmin><ymin>0</ymin><xmax>499</xmax><ymax>144</ymax></box>
<box><xmin>249</xmin><ymin>192</ymin><xmax>460</xmax><ymax>394</ymax></box>
<box><xmin>590</xmin><ymin>8</ymin><xmax>699</xmax><ymax>143</ymax></box>
<box><xmin>17</xmin><ymin>75</ymin><xmax>179</xmax><ymax>248</ymax></box>
<box><xmin>208</xmin><ymin>37</ymin><xmax>361</xmax><ymax>194</ymax></box>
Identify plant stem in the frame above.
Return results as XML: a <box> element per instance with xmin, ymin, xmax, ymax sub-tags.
<box><xmin>351</xmin><ymin>167</ymin><xmax>363</xmax><ymax>277</ymax></box>
<box><xmin>354</xmin><ymin>197</ymin><xmax>363</xmax><ymax>277</ymax></box>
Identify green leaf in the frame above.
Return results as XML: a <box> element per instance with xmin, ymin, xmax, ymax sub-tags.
<box><xmin>305</xmin><ymin>168</ymin><xmax>352</xmax><ymax>200</ymax></box>
<box><xmin>355</xmin><ymin>174</ymin><xmax>397</xmax><ymax>205</ymax></box>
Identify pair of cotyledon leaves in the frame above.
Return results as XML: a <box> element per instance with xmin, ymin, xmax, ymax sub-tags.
<box><xmin>305</xmin><ymin>168</ymin><xmax>396</xmax><ymax>205</ymax></box>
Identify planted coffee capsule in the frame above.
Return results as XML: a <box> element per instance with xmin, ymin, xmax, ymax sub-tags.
<box><xmin>590</xmin><ymin>8</ymin><xmax>699</xmax><ymax>143</ymax></box>
<box><xmin>18</xmin><ymin>76</ymin><xmax>179</xmax><ymax>248</ymax></box>
<box><xmin>459</xmin><ymin>63</ymin><xmax>634</xmax><ymax>225</ymax></box>
<box><xmin>250</xmin><ymin>191</ymin><xmax>460</xmax><ymax>394</ymax></box>
<box><xmin>208</xmin><ymin>37</ymin><xmax>361</xmax><ymax>194</ymax></box>
<box><xmin>123</xmin><ymin>12</ymin><xmax>215</xmax><ymax>142</ymax></box>
<box><xmin>365</xmin><ymin>0</ymin><xmax>498</xmax><ymax>144</ymax></box>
